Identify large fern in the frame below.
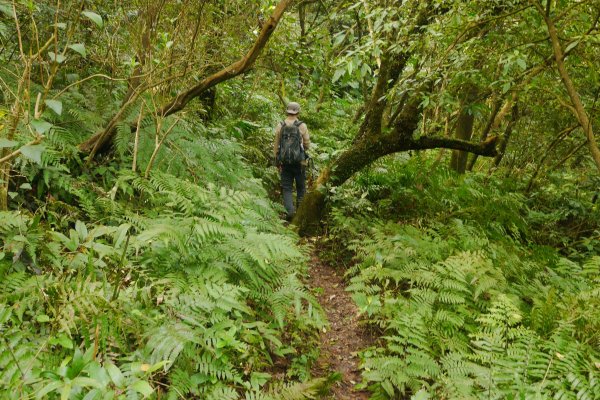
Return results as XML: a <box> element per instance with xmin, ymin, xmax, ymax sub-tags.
<box><xmin>331</xmin><ymin>156</ymin><xmax>600</xmax><ymax>399</ymax></box>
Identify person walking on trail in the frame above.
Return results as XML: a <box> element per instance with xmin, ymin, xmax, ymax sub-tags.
<box><xmin>273</xmin><ymin>102</ymin><xmax>310</xmax><ymax>221</ymax></box>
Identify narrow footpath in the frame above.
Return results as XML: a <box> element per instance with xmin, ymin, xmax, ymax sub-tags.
<box><xmin>307</xmin><ymin>252</ymin><xmax>372</xmax><ymax>399</ymax></box>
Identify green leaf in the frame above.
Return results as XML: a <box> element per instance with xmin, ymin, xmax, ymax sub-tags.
<box><xmin>68</xmin><ymin>43</ymin><xmax>87</xmax><ymax>58</ymax></box>
<box><xmin>37</xmin><ymin>314</ymin><xmax>51</xmax><ymax>323</ymax></box>
<box><xmin>106</xmin><ymin>363</ymin><xmax>124</xmax><ymax>387</ymax></box>
<box><xmin>411</xmin><ymin>389</ymin><xmax>431</xmax><ymax>400</ymax></box>
<box><xmin>131</xmin><ymin>380</ymin><xmax>153</xmax><ymax>397</ymax></box>
<box><xmin>8</xmin><ymin>191</ymin><xmax>17</xmax><ymax>199</ymax></box>
<box><xmin>57</xmin><ymin>334</ymin><xmax>73</xmax><ymax>349</ymax></box>
<box><xmin>20</xmin><ymin>183</ymin><xmax>32</xmax><ymax>190</ymax></box>
<box><xmin>145</xmin><ymin>360</ymin><xmax>169</xmax><ymax>374</ymax></box>
<box><xmin>20</xmin><ymin>145</ymin><xmax>45</xmax><ymax>164</ymax></box>
<box><xmin>48</xmin><ymin>51</ymin><xmax>66</xmax><ymax>64</ymax></box>
<box><xmin>85</xmin><ymin>364</ymin><xmax>110</xmax><ymax>387</ymax></box>
<box><xmin>114</xmin><ymin>224</ymin><xmax>131</xmax><ymax>248</ymax></box>
<box><xmin>360</xmin><ymin>62</ymin><xmax>372</xmax><ymax>78</ymax></box>
<box><xmin>381</xmin><ymin>379</ymin><xmax>394</xmax><ymax>397</ymax></box>
<box><xmin>60</xmin><ymin>382</ymin><xmax>72</xmax><ymax>400</ymax></box>
<box><xmin>71</xmin><ymin>377</ymin><xmax>102</xmax><ymax>388</ymax></box>
<box><xmin>347</xmin><ymin>59</ymin><xmax>354</xmax><ymax>75</ymax></box>
<box><xmin>75</xmin><ymin>220</ymin><xmax>88</xmax><ymax>241</ymax></box>
<box><xmin>332</xmin><ymin>33</ymin><xmax>345</xmax><ymax>47</ymax></box>
<box><xmin>332</xmin><ymin>68</ymin><xmax>345</xmax><ymax>83</ymax></box>
<box><xmin>565</xmin><ymin>40</ymin><xmax>580</xmax><ymax>54</ymax></box>
<box><xmin>0</xmin><ymin>4</ymin><xmax>12</xmax><ymax>18</ymax></box>
<box><xmin>82</xmin><ymin>11</ymin><xmax>103</xmax><ymax>28</ymax></box>
<box><xmin>36</xmin><ymin>381</ymin><xmax>62</xmax><ymax>399</ymax></box>
<box><xmin>45</xmin><ymin>99</ymin><xmax>63</xmax><ymax>115</ymax></box>
<box><xmin>31</xmin><ymin>119</ymin><xmax>52</xmax><ymax>134</ymax></box>
<box><xmin>0</xmin><ymin>138</ymin><xmax>18</xmax><ymax>148</ymax></box>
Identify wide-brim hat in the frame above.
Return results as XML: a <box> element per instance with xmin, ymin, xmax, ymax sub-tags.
<box><xmin>286</xmin><ymin>102</ymin><xmax>300</xmax><ymax>115</ymax></box>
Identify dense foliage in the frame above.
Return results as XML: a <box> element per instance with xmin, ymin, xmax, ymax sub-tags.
<box><xmin>0</xmin><ymin>100</ymin><xmax>330</xmax><ymax>398</ymax></box>
<box><xmin>2</xmin><ymin>0</ymin><xmax>600</xmax><ymax>398</ymax></box>
<box><xmin>0</xmin><ymin>25</ymin><xmax>328</xmax><ymax>393</ymax></box>
<box><xmin>326</xmin><ymin>155</ymin><xmax>600</xmax><ymax>399</ymax></box>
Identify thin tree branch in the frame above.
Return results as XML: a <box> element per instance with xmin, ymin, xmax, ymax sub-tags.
<box><xmin>532</xmin><ymin>0</ymin><xmax>600</xmax><ymax>172</ymax></box>
<box><xmin>79</xmin><ymin>0</ymin><xmax>295</xmax><ymax>156</ymax></box>
<box><xmin>157</xmin><ymin>0</ymin><xmax>293</xmax><ymax>118</ymax></box>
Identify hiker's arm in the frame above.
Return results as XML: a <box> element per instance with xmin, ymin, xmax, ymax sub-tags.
<box><xmin>300</xmin><ymin>124</ymin><xmax>310</xmax><ymax>151</ymax></box>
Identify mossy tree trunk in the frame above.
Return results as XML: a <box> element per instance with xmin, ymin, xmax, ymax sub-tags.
<box><xmin>492</xmin><ymin>103</ymin><xmax>519</xmax><ymax>169</ymax></box>
<box><xmin>294</xmin><ymin>2</ymin><xmax>538</xmax><ymax>235</ymax></box>
<box><xmin>294</xmin><ymin>93</ymin><xmax>499</xmax><ymax>236</ymax></box>
<box><xmin>449</xmin><ymin>84</ymin><xmax>478</xmax><ymax>174</ymax></box>
<box><xmin>449</xmin><ymin>106</ymin><xmax>475</xmax><ymax>174</ymax></box>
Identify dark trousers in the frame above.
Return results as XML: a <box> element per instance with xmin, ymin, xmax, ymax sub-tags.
<box><xmin>281</xmin><ymin>163</ymin><xmax>306</xmax><ymax>218</ymax></box>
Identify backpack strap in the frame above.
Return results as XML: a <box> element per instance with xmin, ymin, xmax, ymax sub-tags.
<box><xmin>293</xmin><ymin>120</ymin><xmax>305</xmax><ymax>152</ymax></box>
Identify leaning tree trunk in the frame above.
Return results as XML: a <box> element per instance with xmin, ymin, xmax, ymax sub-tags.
<box><xmin>491</xmin><ymin>103</ymin><xmax>519</xmax><ymax>169</ymax></box>
<box><xmin>450</xmin><ymin>105</ymin><xmax>475</xmax><ymax>173</ymax></box>
<box><xmin>449</xmin><ymin>84</ymin><xmax>478</xmax><ymax>174</ymax></box>
<box><xmin>467</xmin><ymin>99</ymin><xmax>501</xmax><ymax>171</ymax></box>
<box><xmin>534</xmin><ymin>0</ymin><xmax>600</xmax><ymax>173</ymax></box>
<box><xmin>293</xmin><ymin>98</ymin><xmax>499</xmax><ymax>236</ymax></box>
<box><xmin>79</xmin><ymin>0</ymin><xmax>294</xmax><ymax>157</ymax></box>
<box><xmin>293</xmin><ymin>2</ymin><xmax>504</xmax><ymax>235</ymax></box>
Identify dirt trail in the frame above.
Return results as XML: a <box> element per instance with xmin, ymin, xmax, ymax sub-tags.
<box><xmin>307</xmin><ymin>252</ymin><xmax>372</xmax><ymax>399</ymax></box>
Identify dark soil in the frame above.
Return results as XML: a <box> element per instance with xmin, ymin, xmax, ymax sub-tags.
<box><xmin>307</xmin><ymin>252</ymin><xmax>373</xmax><ymax>399</ymax></box>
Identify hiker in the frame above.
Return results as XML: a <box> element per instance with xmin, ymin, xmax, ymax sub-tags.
<box><xmin>273</xmin><ymin>102</ymin><xmax>310</xmax><ymax>220</ymax></box>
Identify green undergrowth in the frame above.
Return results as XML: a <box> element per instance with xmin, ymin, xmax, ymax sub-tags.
<box><xmin>0</xmin><ymin>85</ymin><xmax>328</xmax><ymax>399</ymax></box>
<box><xmin>326</xmin><ymin>155</ymin><xmax>600</xmax><ymax>399</ymax></box>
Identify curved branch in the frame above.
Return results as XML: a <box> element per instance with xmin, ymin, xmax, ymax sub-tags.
<box><xmin>412</xmin><ymin>135</ymin><xmax>498</xmax><ymax>155</ymax></box>
<box><xmin>79</xmin><ymin>0</ymin><xmax>294</xmax><ymax>155</ymax></box>
<box><xmin>293</xmin><ymin>131</ymin><xmax>498</xmax><ymax>236</ymax></box>
<box><xmin>533</xmin><ymin>0</ymin><xmax>600</xmax><ymax>173</ymax></box>
<box><xmin>157</xmin><ymin>0</ymin><xmax>293</xmax><ymax>118</ymax></box>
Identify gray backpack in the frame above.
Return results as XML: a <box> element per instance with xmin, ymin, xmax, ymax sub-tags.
<box><xmin>277</xmin><ymin>120</ymin><xmax>305</xmax><ymax>165</ymax></box>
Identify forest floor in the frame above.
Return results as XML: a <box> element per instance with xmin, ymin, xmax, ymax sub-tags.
<box><xmin>307</xmin><ymin>249</ymin><xmax>372</xmax><ymax>399</ymax></box>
